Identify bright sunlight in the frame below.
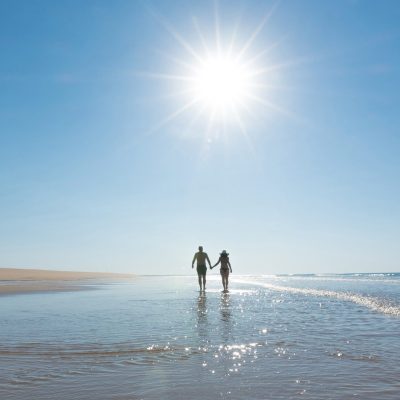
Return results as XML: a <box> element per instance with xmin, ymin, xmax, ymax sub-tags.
<box><xmin>144</xmin><ymin>5</ymin><xmax>291</xmax><ymax>138</ymax></box>
<box><xmin>191</xmin><ymin>54</ymin><xmax>254</xmax><ymax>113</ymax></box>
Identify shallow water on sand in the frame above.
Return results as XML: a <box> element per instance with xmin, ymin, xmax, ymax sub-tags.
<box><xmin>1</xmin><ymin>274</ymin><xmax>400</xmax><ymax>399</ymax></box>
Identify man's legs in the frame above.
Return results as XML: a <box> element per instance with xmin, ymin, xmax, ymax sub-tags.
<box><xmin>202</xmin><ymin>274</ymin><xmax>206</xmax><ymax>290</ymax></box>
<box><xmin>198</xmin><ymin>274</ymin><xmax>202</xmax><ymax>290</ymax></box>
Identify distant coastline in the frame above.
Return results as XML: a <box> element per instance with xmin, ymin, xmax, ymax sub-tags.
<box><xmin>0</xmin><ymin>268</ymin><xmax>135</xmax><ymax>296</ymax></box>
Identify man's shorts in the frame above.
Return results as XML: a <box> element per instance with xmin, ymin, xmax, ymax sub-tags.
<box><xmin>197</xmin><ymin>265</ymin><xmax>207</xmax><ymax>276</ymax></box>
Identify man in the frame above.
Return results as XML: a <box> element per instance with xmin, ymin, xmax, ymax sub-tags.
<box><xmin>192</xmin><ymin>246</ymin><xmax>212</xmax><ymax>291</ymax></box>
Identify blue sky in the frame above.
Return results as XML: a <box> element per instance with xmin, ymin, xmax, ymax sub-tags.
<box><xmin>1</xmin><ymin>0</ymin><xmax>399</xmax><ymax>274</ymax></box>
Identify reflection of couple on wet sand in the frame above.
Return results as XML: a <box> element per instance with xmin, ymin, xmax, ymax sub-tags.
<box><xmin>191</xmin><ymin>246</ymin><xmax>233</xmax><ymax>292</ymax></box>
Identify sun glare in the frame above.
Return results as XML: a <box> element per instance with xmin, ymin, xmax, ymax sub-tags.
<box><xmin>192</xmin><ymin>54</ymin><xmax>254</xmax><ymax>112</ymax></box>
<box><xmin>145</xmin><ymin>5</ymin><xmax>291</xmax><ymax>138</ymax></box>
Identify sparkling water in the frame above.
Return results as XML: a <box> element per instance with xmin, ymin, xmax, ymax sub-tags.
<box><xmin>1</xmin><ymin>274</ymin><xmax>399</xmax><ymax>399</ymax></box>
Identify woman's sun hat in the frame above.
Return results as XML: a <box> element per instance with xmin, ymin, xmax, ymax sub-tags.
<box><xmin>220</xmin><ymin>250</ymin><xmax>229</xmax><ymax>256</ymax></box>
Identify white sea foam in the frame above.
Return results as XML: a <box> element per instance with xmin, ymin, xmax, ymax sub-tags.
<box><xmin>234</xmin><ymin>279</ymin><xmax>400</xmax><ymax>317</ymax></box>
<box><xmin>273</xmin><ymin>276</ymin><xmax>400</xmax><ymax>284</ymax></box>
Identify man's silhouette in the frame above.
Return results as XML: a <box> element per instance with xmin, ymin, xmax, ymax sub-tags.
<box><xmin>192</xmin><ymin>246</ymin><xmax>212</xmax><ymax>291</ymax></box>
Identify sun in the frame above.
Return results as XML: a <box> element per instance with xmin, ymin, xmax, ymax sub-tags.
<box><xmin>143</xmin><ymin>5</ymin><xmax>291</xmax><ymax>138</ymax></box>
<box><xmin>191</xmin><ymin>54</ymin><xmax>254</xmax><ymax>113</ymax></box>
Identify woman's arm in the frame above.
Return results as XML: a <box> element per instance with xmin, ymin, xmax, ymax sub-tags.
<box><xmin>212</xmin><ymin>258</ymin><xmax>221</xmax><ymax>269</ymax></box>
<box><xmin>228</xmin><ymin>260</ymin><xmax>232</xmax><ymax>273</ymax></box>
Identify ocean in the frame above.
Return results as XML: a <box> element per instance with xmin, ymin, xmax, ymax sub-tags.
<box><xmin>1</xmin><ymin>274</ymin><xmax>399</xmax><ymax>399</ymax></box>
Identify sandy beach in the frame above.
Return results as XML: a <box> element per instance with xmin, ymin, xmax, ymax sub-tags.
<box><xmin>0</xmin><ymin>268</ymin><xmax>135</xmax><ymax>295</ymax></box>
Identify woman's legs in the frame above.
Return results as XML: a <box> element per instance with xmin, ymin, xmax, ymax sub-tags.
<box><xmin>225</xmin><ymin>275</ymin><xmax>229</xmax><ymax>291</ymax></box>
<box><xmin>220</xmin><ymin>270</ymin><xmax>229</xmax><ymax>291</ymax></box>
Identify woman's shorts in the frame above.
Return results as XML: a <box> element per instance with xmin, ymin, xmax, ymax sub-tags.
<box><xmin>220</xmin><ymin>268</ymin><xmax>229</xmax><ymax>277</ymax></box>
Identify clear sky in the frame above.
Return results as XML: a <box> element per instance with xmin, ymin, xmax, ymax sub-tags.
<box><xmin>1</xmin><ymin>0</ymin><xmax>399</xmax><ymax>275</ymax></box>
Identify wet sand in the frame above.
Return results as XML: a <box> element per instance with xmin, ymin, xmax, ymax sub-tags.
<box><xmin>0</xmin><ymin>268</ymin><xmax>135</xmax><ymax>295</ymax></box>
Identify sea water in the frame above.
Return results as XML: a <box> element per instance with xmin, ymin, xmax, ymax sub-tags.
<box><xmin>1</xmin><ymin>274</ymin><xmax>399</xmax><ymax>399</ymax></box>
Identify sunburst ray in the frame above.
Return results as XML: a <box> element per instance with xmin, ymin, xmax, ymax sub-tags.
<box><xmin>236</xmin><ymin>2</ymin><xmax>280</xmax><ymax>62</ymax></box>
<box><xmin>142</xmin><ymin>2</ymin><xmax>294</xmax><ymax>141</ymax></box>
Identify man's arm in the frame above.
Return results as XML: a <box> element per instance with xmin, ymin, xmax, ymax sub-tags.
<box><xmin>206</xmin><ymin>254</ymin><xmax>212</xmax><ymax>268</ymax></box>
<box><xmin>192</xmin><ymin>253</ymin><xmax>197</xmax><ymax>268</ymax></box>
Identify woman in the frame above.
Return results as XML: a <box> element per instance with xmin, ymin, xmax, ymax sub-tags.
<box><xmin>211</xmin><ymin>250</ymin><xmax>232</xmax><ymax>292</ymax></box>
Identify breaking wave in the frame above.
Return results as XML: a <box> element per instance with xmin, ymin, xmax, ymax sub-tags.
<box><xmin>235</xmin><ymin>279</ymin><xmax>400</xmax><ymax>317</ymax></box>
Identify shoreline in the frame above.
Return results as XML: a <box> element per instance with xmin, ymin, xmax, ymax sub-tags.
<box><xmin>0</xmin><ymin>268</ymin><xmax>135</xmax><ymax>296</ymax></box>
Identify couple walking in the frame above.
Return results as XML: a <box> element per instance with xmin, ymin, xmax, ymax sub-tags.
<box><xmin>192</xmin><ymin>246</ymin><xmax>232</xmax><ymax>292</ymax></box>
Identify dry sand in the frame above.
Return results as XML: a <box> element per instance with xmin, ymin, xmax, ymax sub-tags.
<box><xmin>0</xmin><ymin>268</ymin><xmax>135</xmax><ymax>295</ymax></box>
